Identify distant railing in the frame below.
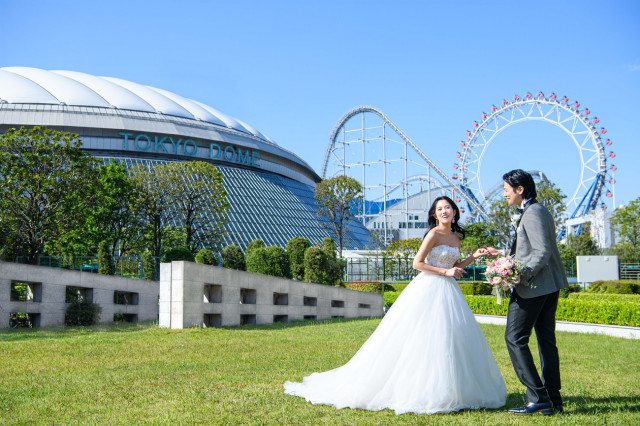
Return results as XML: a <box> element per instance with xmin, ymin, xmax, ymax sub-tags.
<box><xmin>15</xmin><ymin>255</ymin><xmax>160</xmax><ymax>280</ymax></box>
<box><xmin>345</xmin><ymin>256</ymin><xmax>584</xmax><ymax>283</ymax></box>
<box><xmin>620</xmin><ymin>260</ymin><xmax>640</xmax><ymax>281</ymax></box>
<box><xmin>343</xmin><ymin>256</ymin><xmax>487</xmax><ymax>282</ymax></box>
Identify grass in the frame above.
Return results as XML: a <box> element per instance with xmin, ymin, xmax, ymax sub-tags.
<box><xmin>0</xmin><ymin>319</ymin><xmax>638</xmax><ymax>425</ymax></box>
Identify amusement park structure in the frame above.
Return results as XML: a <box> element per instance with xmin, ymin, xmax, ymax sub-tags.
<box><xmin>322</xmin><ymin>94</ymin><xmax>617</xmax><ymax>247</ymax></box>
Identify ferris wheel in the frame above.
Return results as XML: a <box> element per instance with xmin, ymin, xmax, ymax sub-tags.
<box><xmin>454</xmin><ymin>92</ymin><xmax>617</xmax><ymax>220</ymax></box>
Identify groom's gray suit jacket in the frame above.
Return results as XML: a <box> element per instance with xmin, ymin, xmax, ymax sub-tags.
<box><xmin>513</xmin><ymin>202</ymin><xmax>568</xmax><ymax>299</ymax></box>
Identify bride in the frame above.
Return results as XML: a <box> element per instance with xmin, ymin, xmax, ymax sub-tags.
<box><xmin>284</xmin><ymin>196</ymin><xmax>507</xmax><ymax>415</ymax></box>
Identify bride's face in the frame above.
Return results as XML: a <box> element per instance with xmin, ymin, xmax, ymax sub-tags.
<box><xmin>434</xmin><ymin>200</ymin><xmax>454</xmax><ymax>225</ymax></box>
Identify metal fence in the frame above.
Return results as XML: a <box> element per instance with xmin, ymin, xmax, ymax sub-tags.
<box><xmin>620</xmin><ymin>260</ymin><xmax>640</xmax><ymax>281</ymax></box>
<box><xmin>343</xmin><ymin>257</ymin><xmax>487</xmax><ymax>282</ymax></box>
<box><xmin>344</xmin><ymin>256</ymin><xmax>638</xmax><ymax>283</ymax></box>
<box><xmin>15</xmin><ymin>255</ymin><xmax>160</xmax><ymax>280</ymax></box>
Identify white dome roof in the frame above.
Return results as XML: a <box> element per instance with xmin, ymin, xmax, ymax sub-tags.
<box><xmin>0</xmin><ymin>66</ymin><xmax>274</xmax><ymax>143</ymax></box>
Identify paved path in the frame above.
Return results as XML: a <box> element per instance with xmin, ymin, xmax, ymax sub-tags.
<box><xmin>474</xmin><ymin>314</ymin><xmax>640</xmax><ymax>339</ymax></box>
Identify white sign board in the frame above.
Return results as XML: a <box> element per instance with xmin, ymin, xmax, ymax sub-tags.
<box><xmin>577</xmin><ymin>256</ymin><xmax>619</xmax><ymax>283</ymax></box>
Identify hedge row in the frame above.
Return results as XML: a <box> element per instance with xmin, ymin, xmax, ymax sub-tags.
<box><xmin>464</xmin><ymin>295</ymin><xmax>640</xmax><ymax>327</ymax></box>
<box><xmin>344</xmin><ymin>282</ymin><xmax>394</xmax><ymax>293</ymax></box>
<box><xmin>588</xmin><ymin>280</ymin><xmax>640</xmax><ymax>294</ymax></box>
<box><xmin>382</xmin><ymin>291</ymin><xmax>639</xmax><ymax>327</ymax></box>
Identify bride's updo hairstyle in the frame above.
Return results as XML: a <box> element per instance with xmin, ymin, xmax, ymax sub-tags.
<box><xmin>426</xmin><ymin>196</ymin><xmax>466</xmax><ymax>240</ymax></box>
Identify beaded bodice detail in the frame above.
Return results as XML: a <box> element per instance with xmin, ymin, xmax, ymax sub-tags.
<box><xmin>426</xmin><ymin>245</ymin><xmax>460</xmax><ymax>269</ymax></box>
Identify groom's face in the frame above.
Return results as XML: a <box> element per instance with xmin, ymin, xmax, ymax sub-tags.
<box><xmin>503</xmin><ymin>182</ymin><xmax>524</xmax><ymax>207</ymax></box>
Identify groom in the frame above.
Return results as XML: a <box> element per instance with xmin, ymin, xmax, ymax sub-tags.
<box><xmin>502</xmin><ymin>169</ymin><xmax>568</xmax><ymax>416</ymax></box>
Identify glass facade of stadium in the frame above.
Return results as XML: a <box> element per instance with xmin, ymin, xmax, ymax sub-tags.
<box><xmin>0</xmin><ymin>67</ymin><xmax>371</xmax><ymax>251</ymax></box>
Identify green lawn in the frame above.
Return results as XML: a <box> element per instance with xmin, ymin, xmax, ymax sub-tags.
<box><xmin>0</xmin><ymin>319</ymin><xmax>638</xmax><ymax>425</ymax></box>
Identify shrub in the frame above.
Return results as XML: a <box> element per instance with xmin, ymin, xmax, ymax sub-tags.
<box><xmin>222</xmin><ymin>245</ymin><xmax>246</xmax><ymax>271</ymax></box>
<box><xmin>559</xmin><ymin>284</ymin><xmax>582</xmax><ymax>298</ymax></box>
<box><xmin>246</xmin><ymin>246</ymin><xmax>268</xmax><ymax>275</ymax></box>
<box><xmin>195</xmin><ymin>248</ymin><xmax>218</xmax><ymax>266</ymax></box>
<box><xmin>322</xmin><ymin>237</ymin><xmax>336</xmax><ymax>258</ymax></box>
<box><xmin>161</xmin><ymin>246</ymin><xmax>195</xmax><ymax>263</ymax></box>
<box><xmin>588</xmin><ymin>280</ymin><xmax>640</xmax><ymax>294</ymax></box>
<box><xmin>304</xmin><ymin>247</ymin><xmax>331</xmax><ymax>285</ymax></box>
<box><xmin>459</xmin><ymin>282</ymin><xmax>493</xmax><ymax>295</ymax></box>
<box><xmin>264</xmin><ymin>246</ymin><xmax>292</xmax><ymax>279</ymax></box>
<box><xmin>65</xmin><ymin>300</ymin><xmax>102</xmax><ymax>326</ymax></box>
<box><xmin>344</xmin><ymin>281</ymin><xmax>394</xmax><ymax>293</ymax></box>
<box><xmin>463</xmin><ymin>295</ymin><xmax>640</xmax><ymax>327</ymax></box>
<box><xmin>383</xmin><ymin>291</ymin><xmax>400</xmax><ymax>307</ymax></box>
<box><xmin>246</xmin><ymin>239</ymin><xmax>265</xmax><ymax>256</ymax></box>
<box><xmin>286</xmin><ymin>236</ymin><xmax>310</xmax><ymax>280</ymax></box>
<box><xmin>389</xmin><ymin>282</ymin><xmax>410</xmax><ymax>292</ymax></box>
<box><xmin>141</xmin><ymin>251</ymin><xmax>156</xmax><ymax>280</ymax></box>
<box><xmin>98</xmin><ymin>240</ymin><xmax>114</xmax><ymax>275</ymax></box>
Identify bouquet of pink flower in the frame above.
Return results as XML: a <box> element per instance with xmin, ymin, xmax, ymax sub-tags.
<box><xmin>484</xmin><ymin>255</ymin><xmax>525</xmax><ymax>304</ymax></box>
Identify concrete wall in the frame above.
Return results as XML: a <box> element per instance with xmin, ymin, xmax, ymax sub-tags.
<box><xmin>160</xmin><ymin>261</ymin><xmax>384</xmax><ymax>329</ymax></box>
<box><xmin>0</xmin><ymin>261</ymin><xmax>158</xmax><ymax>328</ymax></box>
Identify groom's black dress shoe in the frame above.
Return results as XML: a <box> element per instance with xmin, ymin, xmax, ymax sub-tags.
<box><xmin>508</xmin><ymin>402</ymin><xmax>553</xmax><ymax>415</ymax></box>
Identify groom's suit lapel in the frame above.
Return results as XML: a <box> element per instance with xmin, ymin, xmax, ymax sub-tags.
<box><xmin>509</xmin><ymin>199</ymin><xmax>538</xmax><ymax>256</ymax></box>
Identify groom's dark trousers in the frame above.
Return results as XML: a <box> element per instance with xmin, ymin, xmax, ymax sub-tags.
<box><xmin>505</xmin><ymin>199</ymin><xmax>567</xmax><ymax>408</ymax></box>
<box><xmin>505</xmin><ymin>290</ymin><xmax>562</xmax><ymax>406</ymax></box>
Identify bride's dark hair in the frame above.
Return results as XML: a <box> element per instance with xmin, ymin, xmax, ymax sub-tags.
<box><xmin>426</xmin><ymin>196</ymin><xmax>466</xmax><ymax>240</ymax></box>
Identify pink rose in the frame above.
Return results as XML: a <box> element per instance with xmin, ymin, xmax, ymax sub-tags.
<box><xmin>491</xmin><ymin>276</ymin><xmax>502</xmax><ymax>285</ymax></box>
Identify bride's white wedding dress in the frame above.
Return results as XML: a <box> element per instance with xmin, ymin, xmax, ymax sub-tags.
<box><xmin>284</xmin><ymin>245</ymin><xmax>507</xmax><ymax>415</ymax></box>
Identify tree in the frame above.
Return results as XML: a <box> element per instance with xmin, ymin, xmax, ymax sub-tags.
<box><xmin>314</xmin><ymin>175</ymin><xmax>363</xmax><ymax>258</ymax></box>
<box><xmin>537</xmin><ymin>180</ymin><xmax>566</xmax><ymax>232</ymax></box>
<box><xmin>166</xmin><ymin>161</ymin><xmax>229</xmax><ymax>253</ymax></box>
<box><xmin>129</xmin><ymin>163</ymin><xmax>178</xmax><ymax>257</ymax></box>
<box><xmin>86</xmin><ymin>161</ymin><xmax>140</xmax><ymax>257</ymax></box>
<box><xmin>0</xmin><ymin>126</ymin><xmax>100</xmax><ymax>264</ymax></box>
<box><xmin>383</xmin><ymin>238</ymin><xmax>422</xmax><ymax>258</ymax></box>
<box><xmin>610</xmin><ymin>198</ymin><xmax>640</xmax><ymax>260</ymax></box>
<box><xmin>460</xmin><ymin>223</ymin><xmax>499</xmax><ymax>257</ymax></box>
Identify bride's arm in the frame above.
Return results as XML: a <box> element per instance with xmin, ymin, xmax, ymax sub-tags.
<box><xmin>412</xmin><ymin>231</ymin><xmax>464</xmax><ymax>278</ymax></box>
<box><xmin>454</xmin><ymin>247</ymin><xmax>489</xmax><ymax>269</ymax></box>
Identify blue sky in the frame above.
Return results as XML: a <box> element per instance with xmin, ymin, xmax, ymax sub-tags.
<box><xmin>2</xmin><ymin>0</ymin><xmax>639</xmax><ymax>209</ymax></box>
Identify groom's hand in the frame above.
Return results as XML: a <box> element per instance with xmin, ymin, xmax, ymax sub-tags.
<box><xmin>483</xmin><ymin>247</ymin><xmax>501</xmax><ymax>258</ymax></box>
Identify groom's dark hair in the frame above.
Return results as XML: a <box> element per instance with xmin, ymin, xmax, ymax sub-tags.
<box><xmin>503</xmin><ymin>169</ymin><xmax>537</xmax><ymax>199</ymax></box>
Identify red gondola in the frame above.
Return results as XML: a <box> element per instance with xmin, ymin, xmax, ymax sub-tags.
<box><xmin>472</xmin><ymin>121</ymin><xmax>479</xmax><ymax>127</ymax></box>
<box><xmin>600</xmin><ymin>127</ymin><xmax>608</xmax><ymax>134</ymax></box>
<box><xmin>502</xmin><ymin>99</ymin><xmax>508</xmax><ymax>105</ymax></box>
<box><xmin>455</xmin><ymin>152</ymin><xmax>461</xmax><ymax>158</ymax></box>
<box><xmin>455</xmin><ymin>198</ymin><xmax>461</xmax><ymax>203</ymax></box>
<box><xmin>610</xmin><ymin>164</ymin><xmax>617</xmax><ymax>171</ymax></box>
<box><xmin>465</xmin><ymin>130</ymin><xmax>471</xmax><ymax>137</ymax></box>
<box><xmin>526</xmin><ymin>92</ymin><xmax>532</xmax><ymax>99</ymax></box>
<box><xmin>481</xmin><ymin>112</ymin><xmax>487</xmax><ymax>119</ymax></box>
<box><xmin>593</xmin><ymin>117</ymin><xmax>600</xmax><ymax>123</ymax></box>
<box><xmin>609</xmin><ymin>178</ymin><xmax>616</xmax><ymax>184</ymax></box>
<box><xmin>491</xmin><ymin>104</ymin><xmax>498</xmax><ymax>111</ymax></box>
<box><xmin>562</xmin><ymin>96</ymin><xmax>569</xmax><ymax>102</ymax></box>
<box><xmin>609</xmin><ymin>151</ymin><xmax>616</xmax><ymax>158</ymax></box>
<box><xmin>601</xmin><ymin>203</ymin><xmax>608</xmax><ymax>210</ymax></box>
<box><xmin>459</xmin><ymin>141</ymin><xmax>465</xmax><ymax>147</ymax></box>
<box><xmin>459</xmin><ymin>208</ymin><xmax>465</xmax><ymax>213</ymax></box>
<box><xmin>573</xmin><ymin>101</ymin><xmax>580</xmax><ymax>108</ymax></box>
<box><xmin>606</xmin><ymin>191</ymin><xmax>613</xmax><ymax>198</ymax></box>
<box><xmin>452</xmin><ymin>174</ymin><xmax>458</xmax><ymax>180</ymax></box>
<box><xmin>538</xmin><ymin>91</ymin><xmax>545</xmax><ymax>98</ymax></box>
<box><xmin>583</xmin><ymin>108</ymin><xmax>590</xmax><ymax>115</ymax></box>
<box><xmin>550</xmin><ymin>92</ymin><xmax>557</xmax><ymax>99</ymax></box>
<box><xmin>453</xmin><ymin>164</ymin><xmax>459</xmax><ymax>170</ymax></box>
<box><xmin>605</xmin><ymin>139</ymin><xmax>612</xmax><ymax>146</ymax></box>
<box><xmin>513</xmin><ymin>95</ymin><xmax>520</xmax><ymax>101</ymax></box>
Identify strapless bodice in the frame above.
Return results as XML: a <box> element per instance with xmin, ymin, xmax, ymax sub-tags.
<box><xmin>426</xmin><ymin>245</ymin><xmax>460</xmax><ymax>269</ymax></box>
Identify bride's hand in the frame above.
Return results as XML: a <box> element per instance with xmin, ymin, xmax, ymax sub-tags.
<box><xmin>483</xmin><ymin>247</ymin><xmax>501</xmax><ymax>257</ymax></box>
<box><xmin>445</xmin><ymin>267</ymin><xmax>465</xmax><ymax>278</ymax></box>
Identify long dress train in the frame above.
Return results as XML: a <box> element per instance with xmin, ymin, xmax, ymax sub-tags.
<box><xmin>284</xmin><ymin>245</ymin><xmax>507</xmax><ymax>415</ymax></box>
